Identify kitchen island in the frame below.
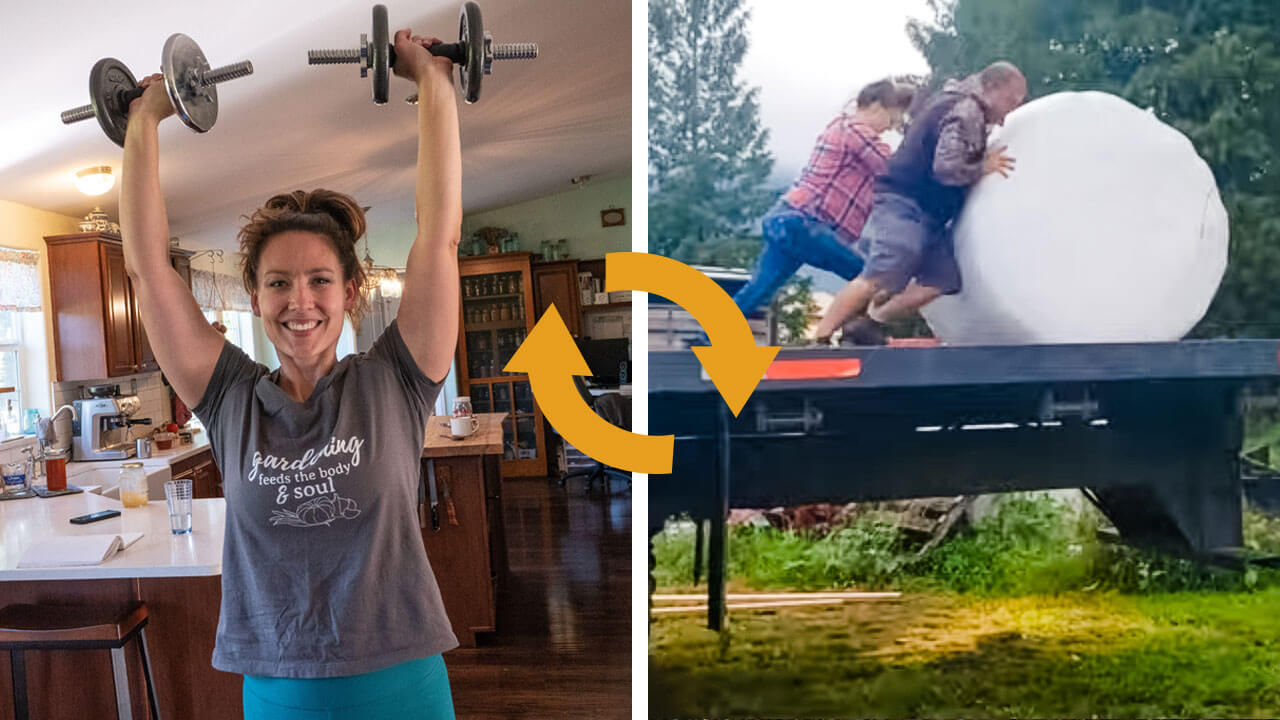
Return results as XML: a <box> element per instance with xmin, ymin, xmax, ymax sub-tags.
<box><xmin>0</xmin><ymin>412</ymin><xmax>511</xmax><ymax>716</ymax></box>
<box><xmin>420</xmin><ymin>413</ymin><xmax>507</xmax><ymax>647</ymax></box>
<box><xmin>0</xmin><ymin>492</ymin><xmax>235</xmax><ymax>719</ymax></box>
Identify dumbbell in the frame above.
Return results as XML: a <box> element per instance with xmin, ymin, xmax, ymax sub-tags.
<box><xmin>307</xmin><ymin>2</ymin><xmax>537</xmax><ymax>105</ymax></box>
<box><xmin>60</xmin><ymin>34</ymin><xmax>253</xmax><ymax>147</ymax></box>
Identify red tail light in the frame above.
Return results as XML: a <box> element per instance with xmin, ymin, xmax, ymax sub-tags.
<box><xmin>763</xmin><ymin>358</ymin><xmax>862</xmax><ymax>380</ymax></box>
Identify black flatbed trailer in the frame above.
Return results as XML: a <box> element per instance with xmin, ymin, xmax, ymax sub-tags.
<box><xmin>649</xmin><ymin>340</ymin><xmax>1280</xmax><ymax>628</ymax></box>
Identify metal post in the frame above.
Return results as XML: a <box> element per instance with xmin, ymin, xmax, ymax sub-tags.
<box><xmin>693</xmin><ymin>518</ymin><xmax>705</xmax><ymax>585</ymax></box>
<box><xmin>707</xmin><ymin>403</ymin><xmax>731</xmax><ymax>631</ymax></box>
<box><xmin>110</xmin><ymin>646</ymin><xmax>134</xmax><ymax>719</ymax></box>
<box><xmin>10</xmin><ymin>650</ymin><xmax>28</xmax><ymax>720</ymax></box>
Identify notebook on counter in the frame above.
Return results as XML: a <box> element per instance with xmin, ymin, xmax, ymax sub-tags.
<box><xmin>17</xmin><ymin>533</ymin><xmax>145</xmax><ymax>568</ymax></box>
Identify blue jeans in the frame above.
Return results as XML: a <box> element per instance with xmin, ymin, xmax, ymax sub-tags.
<box><xmin>733</xmin><ymin>203</ymin><xmax>866</xmax><ymax>319</ymax></box>
<box><xmin>242</xmin><ymin>655</ymin><xmax>454</xmax><ymax>719</ymax></box>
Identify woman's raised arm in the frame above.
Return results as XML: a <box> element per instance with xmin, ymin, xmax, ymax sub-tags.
<box><xmin>389</xmin><ymin>31</ymin><xmax>463</xmax><ymax>384</ymax></box>
<box><xmin>119</xmin><ymin>75</ymin><xmax>227</xmax><ymax>407</ymax></box>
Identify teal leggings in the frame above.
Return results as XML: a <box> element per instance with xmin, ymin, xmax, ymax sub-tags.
<box><xmin>242</xmin><ymin>655</ymin><xmax>455</xmax><ymax>720</ymax></box>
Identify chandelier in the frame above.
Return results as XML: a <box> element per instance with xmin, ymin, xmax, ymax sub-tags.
<box><xmin>361</xmin><ymin>235</ymin><xmax>403</xmax><ymax>299</ymax></box>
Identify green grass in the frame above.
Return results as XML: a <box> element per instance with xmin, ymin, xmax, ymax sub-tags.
<box><xmin>651</xmin><ymin>589</ymin><xmax>1280</xmax><ymax>718</ymax></box>
<box><xmin>654</xmin><ymin>494</ymin><xmax>1280</xmax><ymax>596</ymax></box>
<box><xmin>650</xmin><ymin>495</ymin><xmax>1280</xmax><ymax>718</ymax></box>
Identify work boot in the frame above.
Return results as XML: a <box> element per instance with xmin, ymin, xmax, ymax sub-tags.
<box><xmin>838</xmin><ymin>316</ymin><xmax>889</xmax><ymax>346</ymax></box>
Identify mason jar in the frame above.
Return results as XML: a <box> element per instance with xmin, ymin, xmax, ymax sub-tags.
<box><xmin>118</xmin><ymin>462</ymin><xmax>149</xmax><ymax>508</ymax></box>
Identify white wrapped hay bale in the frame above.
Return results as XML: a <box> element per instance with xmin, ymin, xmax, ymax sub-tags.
<box><xmin>920</xmin><ymin>91</ymin><xmax>1228</xmax><ymax>345</ymax></box>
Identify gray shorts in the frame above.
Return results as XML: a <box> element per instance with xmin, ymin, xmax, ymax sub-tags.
<box><xmin>855</xmin><ymin>193</ymin><xmax>961</xmax><ymax>295</ymax></box>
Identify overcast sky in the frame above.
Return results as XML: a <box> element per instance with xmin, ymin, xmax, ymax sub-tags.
<box><xmin>740</xmin><ymin>0</ymin><xmax>935</xmax><ymax>188</ymax></box>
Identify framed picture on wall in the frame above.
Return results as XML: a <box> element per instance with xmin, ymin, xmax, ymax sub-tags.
<box><xmin>600</xmin><ymin>208</ymin><xmax>626</xmax><ymax>227</ymax></box>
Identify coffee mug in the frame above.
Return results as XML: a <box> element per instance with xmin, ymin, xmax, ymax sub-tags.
<box><xmin>450</xmin><ymin>416</ymin><xmax>480</xmax><ymax>438</ymax></box>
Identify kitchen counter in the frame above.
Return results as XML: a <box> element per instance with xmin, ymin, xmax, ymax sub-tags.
<box><xmin>419</xmin><ymin>412</ymin><xmax>506</xmax><ymax>646</ymax></box>
<box><xmin>64</xmin><ymin>427</ymin><xmax>211</xmax><ymax>473</ymax></box>
<box><xmin>423</xmin><ymin>412</ymin><xmax>505</xmax><ymax>457</ymax></box>
<box><xmin>0</xmin><ymin>418</ymin><xmax>509</xmax><ymax>715</ymax></box>
<box><xmin>0</xmin><ymin>491</ymin><xmax>225</xmax><ymax>581</ymax></box>
<box><xmin>0</xmin><ymin>488</ymin><xmax>235</xmax><ymax>718</ymax></box>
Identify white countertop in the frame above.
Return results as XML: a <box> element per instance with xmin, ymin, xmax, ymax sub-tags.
<box><xmin>0</xmin><ymin>491</ymin><xmax>225</xmax><ymax>581</ymax></box>
<box><xmin>65</xmin><ymin>431</ymin><xmax>211</xmax><ymax>474</ymax></box>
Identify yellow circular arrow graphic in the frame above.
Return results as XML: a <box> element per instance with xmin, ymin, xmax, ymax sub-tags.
<box><xmin>504</xmin><ymin>305</ymin><xmax>673</xmax><ymax>475</ymax></box>
<box><xmin>505</xmin><ymin>252</ymin><xmax>779</xmax><ymax>475</ymax></box>
<box><xmin>606</xmin><ymin>252</ymin><xmax>779</xmax><ymax>416</ymax></box>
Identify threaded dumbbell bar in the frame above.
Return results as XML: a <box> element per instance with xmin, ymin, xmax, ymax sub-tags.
<box><xmin>307</xmin><ymin>2</ymin><xmax>537</xmax><ymax>105</ymax></box>
<box><xmin>60</xmin><ymin>33</ymin><xmax>253</xmax><ymax>147</ymax></box>
<box><xmin>59</xmin><ymin>60</ymin><xmax>252</xmax><ymax>126</ymax></box>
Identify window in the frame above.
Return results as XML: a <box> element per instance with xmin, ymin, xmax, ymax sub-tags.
<box><xmin>192</xmin><ymin>268</ymin><xmax>259</xmax><ymax>361</ymax></box>
<box><xmin>0</xmin><ymin>311</ymin><xmax>20</xmax><ymax>431</ymax></box>
<box><xmin>0</xmin><ymin>247</ymin><xmax>42</xmax><ymax>433</ymax></box>
<box><xmin>202</xmin><ymin>309</ymin><xmax>257</xmax><ymax>360</ymax></box>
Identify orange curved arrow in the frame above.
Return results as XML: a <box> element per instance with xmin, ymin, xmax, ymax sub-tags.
<box><xmin>505</xmin><ymin>305</ymin><xmax>672</xmax><ymax>474</ymax></box>
<box><xmin>606</xmin><ymin>252</ymin><xmax>778</xmax><ymax>416</ymax></box>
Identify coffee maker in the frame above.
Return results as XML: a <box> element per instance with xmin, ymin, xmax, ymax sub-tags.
<box><xmin>72</xmin><ymin>396</ymin><xmax>147</xmax><ymax>461</ymax></box>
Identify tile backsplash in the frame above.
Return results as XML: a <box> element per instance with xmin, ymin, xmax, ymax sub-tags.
<box><xmin>49</xmin><ymin>371</ymin><xmax>173</xmax><ymax>432</ymax></box>
<box><xmin>0</xmin><ymin>436</ymin><xmax>38</xmax><ymax>471</ymax></box>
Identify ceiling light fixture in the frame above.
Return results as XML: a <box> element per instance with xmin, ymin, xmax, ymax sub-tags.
<box><xmin>360</xmin><ymin>232</ymin><xmax>403</xmax><ymax>300</ymax></box>
<box><xmin>74</xmin><ymin>166</ymin><xmax>115</xmax><ymax>196</ymax></box>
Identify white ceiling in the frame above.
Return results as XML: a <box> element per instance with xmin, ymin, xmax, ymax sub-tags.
<box><xmin>2</xmin><ymin>0</ymin><xmax>631</xmax><ymax>254</ymax></box>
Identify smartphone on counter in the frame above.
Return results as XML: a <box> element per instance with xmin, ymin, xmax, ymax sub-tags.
<box><xmin>69</xmin><ymin>510</ymin><xmax>122</xmax><ymax>524</ymax></box>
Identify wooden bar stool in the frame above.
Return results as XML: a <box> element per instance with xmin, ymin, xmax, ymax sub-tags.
<box><xmin>0</xmin><ymin>602</ymin><xmax>161</xmax><ymax>720</ymax></box>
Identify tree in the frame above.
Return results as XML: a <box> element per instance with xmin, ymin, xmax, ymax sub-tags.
<box><xmin>772</xmin><ymin>276</ymin><xmax>820</xmax><ymax>344</ymax></box>
<box><xmin>907</xmin><ymin>0</ymin><xmax>1280</xmax><ymax>337</ymax></box>
<box><xmin>648</xmin><ymin>0</ymin><xmax>775</xmax><ymax>262</ymax></box>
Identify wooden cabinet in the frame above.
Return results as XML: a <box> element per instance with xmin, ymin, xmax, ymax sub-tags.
<box><xmin>45</xmin><ymin>232</ymin><xmax>193</xmax><ymax>381</ymax></box>
<box><xmin>457</xmin><ymin>253</ymin><xmax>547</xmax><ymax>478</ymax></box>
<box><xmin>532</xmin><ymin>259</ymin><xmax>583</xmax><ymax>337</ymax></box>
<box><xmin>171</xmin><ymin>447</ymin><xmax>222</xmax><ymax>499</ymax></box>
<box><xmin>420</xmin><ymin>413</ymin><xmax>505</xmax><ymax>647</ymax></box>
<box><xmin>576</xmin><ymin>257</ymin><xmax>631</xmax><ymax>338</ymax></box>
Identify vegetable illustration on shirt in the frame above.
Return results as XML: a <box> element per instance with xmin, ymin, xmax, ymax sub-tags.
<box><xmin>270</xmin><ymin>493</ymin><xmax>361</xmax><ymax>527</ymax></box>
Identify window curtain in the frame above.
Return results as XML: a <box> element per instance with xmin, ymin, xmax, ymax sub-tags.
<box><xmin>0</xmin><ymin>248</ymin><xmax>41</xmax><ymax>311</ymax></box>
<box><xmin>192</xmin><ymin>269</ymin><xmax>252</xmax><ymax>312</ymax></box>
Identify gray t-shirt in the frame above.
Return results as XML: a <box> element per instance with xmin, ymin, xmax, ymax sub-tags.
<box><xmin>193</xmin><ymin>320</ymin><xmax>458</xmax><ymax>678</ymax></box>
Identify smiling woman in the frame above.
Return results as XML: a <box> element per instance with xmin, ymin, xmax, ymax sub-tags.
<box><xmin>117</xmin><ymin>26</ymin><xmax>464</xmax><ymax>720</ymax></box>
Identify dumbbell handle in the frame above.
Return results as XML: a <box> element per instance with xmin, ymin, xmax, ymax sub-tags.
<box><xmin>60</xmin><ymin>60</ymin><xmax>253</xmax><ymax>125</ymax></box>
<box><xmin>308</xmin><ymin>41</ymin><xmax>536</xmax><ymax>67</ymax></box>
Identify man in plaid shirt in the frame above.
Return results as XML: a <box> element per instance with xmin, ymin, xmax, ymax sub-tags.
<box><xmin>728</xmin><ymin>80</ymin><xmax>915</xmax><ymax>327</ymax></box>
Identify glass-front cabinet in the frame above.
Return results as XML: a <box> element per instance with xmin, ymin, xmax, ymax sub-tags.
<box><xmin>456</xmin><ymin>252</ymin><xmax>546</xmax><ymax>477</ymax></box>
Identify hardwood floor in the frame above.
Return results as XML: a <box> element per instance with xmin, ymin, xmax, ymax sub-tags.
<box><xmin>446</xmin><ymin>475</ymin><xmax>631</xmax><ymax>719</ymax></box>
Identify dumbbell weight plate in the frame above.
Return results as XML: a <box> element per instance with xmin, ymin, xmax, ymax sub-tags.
<box><xmin>368</xmin><ymin>1</ymin><xmax>486</xmax><ymax>106</ymax></box>
<box><xmin>88</xmin><ymin>58</ymin><xmax>139</xmax><ymax>147</ymax></box>
<box><xmin>162</xmin><ymin>33</ymin><xmax>218</xmax><ymax>133</ymax></box>
<box><xmin>371</xmin><ymin>5</ymin><xmax>391</xmax><ymax>105</ymax></box>
<box><xmin>458</xmin><ymin>1</ymin><xmax>484</xmax><ymax>104</ymax></box>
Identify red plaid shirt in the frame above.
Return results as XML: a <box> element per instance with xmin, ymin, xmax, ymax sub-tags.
<box><xmin>782</xmin><ymin>117</ymin><xmax>890</xmax><ymax>247</ymax></box>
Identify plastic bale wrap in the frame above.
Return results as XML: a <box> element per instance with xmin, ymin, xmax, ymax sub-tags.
<box><xmin>921</xmin><ymin>91</ymin><xmax>1228</xmax><ymax>345</ymax></box>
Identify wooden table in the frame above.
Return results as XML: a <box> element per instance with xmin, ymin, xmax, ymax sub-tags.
<box><xmin>420</xmin><ymin>413</ymin><xmax>507</xmax><ymax>647</ymax></box>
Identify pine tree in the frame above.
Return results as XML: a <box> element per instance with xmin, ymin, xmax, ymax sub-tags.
<box><xmin>648</xmin><ymin>0</ymin><xmax>775</xmax><ymax>262</ymax></box>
